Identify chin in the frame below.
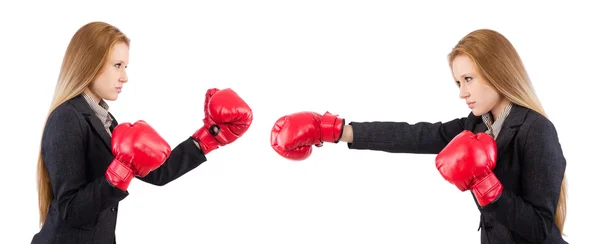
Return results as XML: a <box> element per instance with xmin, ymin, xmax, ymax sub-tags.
<box><xmin>103</xmin><ymin>94</ymin><xmax>119</xmax><ymax>101</ymax></box>
<box><xmin>471</xmin><ymin>109</ymin><xmax>485</xmax><ymax>116</ymax></box>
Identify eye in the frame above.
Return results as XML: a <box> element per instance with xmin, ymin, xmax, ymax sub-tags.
<box><xmin>465</xmin><ymin>76</ymin><xmax>473</xmax><ymax>82</ymax></box>
<box><xmin>455</xmin><ymin>80</ymin><xmax>461</xmax><ymax>87</ymax></box>
<box><xmin>114</xmin><ymin>63</ymin><xmax>122</xmax><ymax>68</ymax></box>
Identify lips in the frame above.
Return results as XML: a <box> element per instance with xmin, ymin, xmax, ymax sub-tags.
<box><xmin>467</xmin><ymin>101</ymin><xmax>475</xmax><ymax>108</ymax></box>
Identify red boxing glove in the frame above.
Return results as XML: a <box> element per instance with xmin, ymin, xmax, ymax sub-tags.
<box><xmin>105</xmin><ymin>120</ymin><xmax>172</xmax><ymax>191</ymax></box>
<box><xmin>270</xmin><ymin>111</ymin><xmax>344</xmax><ymax>160</ymax></box>
<box><xmin>192</xmin><ymin>88</ymin><xmax>253</xmax><ymax>154</ymax></box>
<box><xmin>435</xmin><ymin>130</ymin><xmax>503</xmax><ymax>207</ymax></box>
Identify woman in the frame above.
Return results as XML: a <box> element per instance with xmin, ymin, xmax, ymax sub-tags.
<box><xmin>270</xmin><ymin>29</ymin><xmax>568</xmax><ymax>243</ymax></box>
<box><xmin>32</xmin><ymin>21</ymin><xmax>253</xmax><ymax>244</ymax></box>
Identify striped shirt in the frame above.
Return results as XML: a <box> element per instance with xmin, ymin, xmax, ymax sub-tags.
<box><xmin>481</xmin><ymin>102</ymin><xmax>513</xmax><ymax>139</ymax></box>
<box><xmin>82</xmin><ymin>92</ymin><xmax>113</xmax><ymax>136</ymax></box>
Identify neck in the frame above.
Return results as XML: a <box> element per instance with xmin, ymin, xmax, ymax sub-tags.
<box><xmin>491</xmin><ymin>98</ymin><xmax>511</xmax><ymax>121</ymax></box>
<box><xmin>83</xmin><ymin>88</ymin><xmax>101</xmax><ymax>104</ymax></box>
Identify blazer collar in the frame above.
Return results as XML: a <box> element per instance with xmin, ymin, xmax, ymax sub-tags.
<box><xmin>69</xmin><ymin>94</ymin><xmax>113</xmax><ymax>151</ymax></box>
<box><xmin>467</xmin><ymin>103</ymin><xmax>530</xmax><ymax>157</ymax></box>
<box><xmin>494</xmin><ymin>104</ymin><xmax>528</xmax><ymax>157</ymax></box>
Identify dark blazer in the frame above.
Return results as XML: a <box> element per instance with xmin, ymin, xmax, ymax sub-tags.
<box><xmin>31</xmin><ymin>94</ymin><xmax>208</xmax><ymax>244</ymax></box>
<box><xmin>347</xmin><ymin>104</ymin><xmax>567</xmax><ymax>244</ymax></box>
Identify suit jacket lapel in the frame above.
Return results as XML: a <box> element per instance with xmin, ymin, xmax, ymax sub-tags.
<box><xmin>464</xmin><ymin>104</ymin><xmax>529</xmax><ymax>159</ymax></box>
<box><xmin>465</xmin><ymin>113</ymin><xmax>488</xmax><ymax>134</ymax></box>
<box><xmin>494</xmin><ymin>104</ymin><xmax>528</xmax><ymax>158</ymax></box>
<box><xmin>474</xmin><ymin>122</ymin><xmax>488</xmax><ymax>134</ymax></box>
<box><xmin>71</xmin><ymin>95</ymin><xmax>112</xmax><ymax>151</ymax></box>
<box><xmin>109</xmin><ymin>112</ymin><xmax>119</xmax><ymax>131</ymax></box>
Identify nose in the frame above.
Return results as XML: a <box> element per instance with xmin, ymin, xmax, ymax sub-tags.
<box><xmin>459</xmin><ymin>84</ymin><xmax>469</xmax><ymax>99</ymax></box>
<box><xmin>119</xmin><ymin>69</ymin><xmax>128</xmax><ymax>83</ymax></box>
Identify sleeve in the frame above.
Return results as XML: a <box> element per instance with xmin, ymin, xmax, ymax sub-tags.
<box><xmin>347</xmin><ymin>117</ymin><xmax>468</xmax><ymax>154</ymax></box>
<box><xmin>42</xmin><ymin>108</ymin><xmax>128</xmax><ymax>229</ymax></box>
<box><xmin>479</xmin><ymin>117</ymin><xmax>566</xmax><ymax>242</ymax></box>
<box><xmin>137</xmin><ymin>137</ymin><xmax>207</xmax><ymax>186</ymax></box>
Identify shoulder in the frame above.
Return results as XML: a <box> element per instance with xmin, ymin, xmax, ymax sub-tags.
<box><xmin>515</xmin><ymin>108</ymin><xmax>562</xmax><ymax>153</ymax></box>
<box><xmin>515</xmin><ymin>108</ymin><xmax>566</xmax><ymax>171</ymax></box>
<box><xmin>47</xmin><ymin>100</ymin><xmax>83</xmax><ymax>127</ymax></box>
<box><xmin>521</xmin><ymin>109</ymin><xmax>557</xmax><ymax>138</ymax></box>
<box><xmin>43</xmin><ymin>98</ymin><xmax>88</xmax><ymax>140</ymax></box>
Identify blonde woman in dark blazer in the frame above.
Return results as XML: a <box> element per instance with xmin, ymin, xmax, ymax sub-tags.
<box><xmin>270</xmin><ymin>29</ymin><xmax>568</xmax><ymax>244</ymax></box>
<box><xmin>31</xmin><ymin>21</ymin><xmax>253</xmax><ymax>244</ymax></box>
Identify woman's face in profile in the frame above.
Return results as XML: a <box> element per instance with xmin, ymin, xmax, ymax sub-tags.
<box><xmin>89</xmin><ymin>42</ymin><xmax>130</xmax><ymax>102</ymax></box>
<box><xmin>452</xmin><ymin>55</ymin><xmax>502</xmax><ymax>117</ymax></box>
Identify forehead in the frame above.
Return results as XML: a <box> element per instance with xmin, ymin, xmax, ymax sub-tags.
<box><xmin>110</xmin><ymin>42</ymin><xmax>129</xmax><ymax>62</ymax></box>
<box><xmin>451</xmin><ymin>55</ymin><xmax>475</xmax><ymax>77</ymax></box>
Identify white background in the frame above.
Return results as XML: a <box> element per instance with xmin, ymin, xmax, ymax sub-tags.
<box><xmin>1</xmin><ymin>1</ymin><xmax>598</xmax><ymax>243</ymax></box>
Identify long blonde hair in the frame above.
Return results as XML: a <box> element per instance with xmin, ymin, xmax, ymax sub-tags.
<box><xmin>37</xmin><ymin>21</ymin><xmax>130</xmax><ymax>227</ymax></box>
<box><xmin>447</xmin><ymin>29</ymin><xmax>567</xmax><ymax>235</ymax></box>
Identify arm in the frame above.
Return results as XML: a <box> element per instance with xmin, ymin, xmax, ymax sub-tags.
<box><xmin>270</xmin><ymin>111</ymin><xmax>470</xmax><ymax>160</ymax></box>
<box><xmin>137</xmin><ymin>137</ymin><xmax>207</xmax><ymax>186</ymax></box>
<box><xmin>42</xmin><ymin>108</ymin><xmax>128</xmax><ymax>229</ymax></box>
<box><xmin>479</xmin><ymin>117</ymin><xmax>566</xmax><ymax>242</ymax></box>
<box><xmin>137</xmin><ymin>87</ymin><xmax>252</xmax><ymax>186</ymax></box>
<box><xmin>345</xmin><ymin>118</ymin><xmax>468</xmax><ymax>154</ymax></box>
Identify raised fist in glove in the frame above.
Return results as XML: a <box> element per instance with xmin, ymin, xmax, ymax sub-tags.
<box><xmin>192</xmin><ymin>88</ymin><xmax>253</xmax><ymax>154</ymax></box>
<box><xmin>105</xmin><ymin>120</ymin><xmax>172</xmax><ymax>191</ymax></box>
<box><xmin>435</xmin><ymin>130</ymin><xmax>503</xmax><ymax>207</ymax></box>
<box><xmin>270</xmin><ymin>111</ymin><xmax>344</xmax><ymax>160</ymax></box>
